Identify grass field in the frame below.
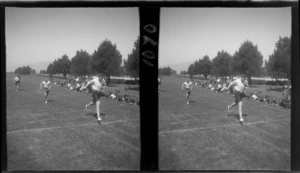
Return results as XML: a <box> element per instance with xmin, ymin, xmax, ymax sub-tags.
<box><xmin>6</xmin><ymin>74</ymin><xmax>140</xmax><ymax>171</ymax></box>
<box><xmin>159</xmin><ymin>76</ymin><xmax>290</xmax><ymax>170</ymax></box>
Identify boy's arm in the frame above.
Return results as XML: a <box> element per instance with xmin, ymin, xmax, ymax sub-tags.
<box><xmin>85</xmin><ymin>80</ymin><xmax>93</xmax><ymax>88</ymax></box>
<box><xmin>227</xmin><ymin>80</ymin><xmax>235</xmax><ymax>89</ymax></box>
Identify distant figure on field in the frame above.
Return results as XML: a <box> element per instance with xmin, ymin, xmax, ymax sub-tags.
<box><xmin>158</xmin><ymin>76</ymin><xmax>162</xmax><ymax>88</ymax></box>
<box><xmin>182</xmin><ymin>78</ymin><xmax>193</xmax><ymax>104</ymax></box>
<box><xmin>40</xmin><ymin>77</ymin><xmax>51</xmax><ymax>104</ymax></box>
<box><xmin>14</xmin><ymin>74</ymin><xmax>21</xmax><ymax>92</ymax></box>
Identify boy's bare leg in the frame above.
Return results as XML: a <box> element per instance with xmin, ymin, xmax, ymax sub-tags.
<box><xmin>96</xmin><ymin>100</ymin><xmax>101</xmax><ymax>123</ymax></box>
<box><xmin>228</xmin><ymin>102</ymin><xmax>236</xmax><ymax>111</ymax></box>
<box><xmin>86</xmin><ymin>101</ymin><xmax>94</xmax><ymax>111</ymax></box>
<box><xmin>238</xmin><ymin>101</ymin><xmax>244</xmax><ymax>122</ymax></box>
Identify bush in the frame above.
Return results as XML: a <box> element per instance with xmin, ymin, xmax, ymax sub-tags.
<box><xmin>125</xmin><ymin>80</ymin><xmax>137</xmax><ymax>85</ymax></box>
<box><xmin>110</xmin><ymin>78</ymin><xmax>124</xmax><ymax>84</ymax></box>
<box><xmin>265</xmin><ymin>80</ymin><xmax>288</xmax><ymax>86</ymax></box>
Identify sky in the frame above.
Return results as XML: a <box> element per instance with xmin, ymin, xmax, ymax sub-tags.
<box><xmin>159</xmin><ymin>8</ymin><xmax>291</xmax><ymax>70</ymax></box>
<box><xmin>5</xmin><ymin>8</ymin><xmax>139</xmax><ymax>72</ymax></box>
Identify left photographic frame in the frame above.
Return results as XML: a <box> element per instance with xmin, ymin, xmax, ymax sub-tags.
<box><xmin>5</xmin><ymin>7</ymin><xmax>140</xmax><ymax>171</ymax></box>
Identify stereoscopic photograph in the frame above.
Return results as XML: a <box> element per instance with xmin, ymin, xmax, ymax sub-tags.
<box><xmin>6</xmin><ymin>7</ymin><xmax>140</xmax><ymax>170</ymax></box>
<box><xmin>159</xmin><ymin>8</ymin><xmax>291</xmax><ymax>170</ymax></box>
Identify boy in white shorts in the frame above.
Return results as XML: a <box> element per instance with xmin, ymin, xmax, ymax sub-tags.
<box><xmin>182</xmin><ymin>78</ymin><xmax>193</xmax><ymax>104</ymax></box>
<box><xmin>227</xmin><ymin>76</ymin><xmax>249</xmax><ymax>123</ymax></box>
<box><xmin>82</xmin><ymin>75</ymin><xmax>106</xmax><ymax>124</ymax></box>
<box><xmin>40</xmin><ymin>77</ymin><xmax>51</xmax><ymax>103</ymax></box>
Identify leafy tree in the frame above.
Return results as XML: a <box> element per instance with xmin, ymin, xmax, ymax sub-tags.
<box><xmin>180</xmin><ymin>71</ymin><xmax>188</xmax><ymax>75</ymax></box>
<box><xmin>91</xmin><ymin>39</ymin><xmax>122</xmax><ymax>85</ymax></box>
<box><xmin>118</xmin><ymin>66</ymin><xmax>126</xmax><ymax>76</ymax></box>
<box><xmin>159</xmin><ymin>66</ymin><xmax>175</xmax><ymax>76</ymax></box>
<box><xmin>198</xmin><ymin>55</ymin><xmax>212</xmax><ymax>80</ymax></box>
<box><xmin>233</xmin><ymin>40</ymin><xmax>263</xmax><ymax>84</ymax></box>
<box><xmin>70</xmin><ymin>50</ymin><xmax>90</xmax><ymax>77</ymax></box>
<box><xmin>212</xmin><ymin>50</ymin><xmax>233</xmax><ymax>79</ymax></box>
<box><xmin>30</xmin><ymin>69</ymin><xmax>36</xmax><ymax>74</ymax></box>
<box><xmin>266</xmin><ymin>36</ymin><xmax>291</xmax><ymax>80</ymax></box>
<box><xmin>87</xmin><ymin>51</ymin><xmax>96</xmax><ymax>76</ymax></box>
<box><xmin>55</xmin><ymin>55</ymin><xmax>71</xmax><ymax>79</ymax></box>
<box><xmin>47</xmin><ymin>63</ymin><xmax>55</xmax><ymax>78</ymax></box>
<box><xmin>187</xmin><ymin>64</ymin><xmax>196</xmax><ymax>78</ymax></box>
<box><xmin>40</xmin><ymin>70</ymin><xmax>47</xmax><ymax>74</ymax></box>
<box><xmin>124</xmin><ymin>37</ymin><xmax>140</xmax><ymax>80</ymax></box>
<box><xmin>14</xmin><ymin>66</ymin><xmax>34</xmax><ymax>75</ymax></box>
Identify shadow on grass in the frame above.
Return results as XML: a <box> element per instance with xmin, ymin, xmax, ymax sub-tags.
<box><xmin>227</xmin><ymin>113</ymin><xmax>248</xmax><ymax>120</ymax></box>
<box><xmin>47</xmin><ymin>99</ymin><xmax>54</xmax><ymax>103</ymax></box>
<box><xmin>17</xmin><ymin>88</ymin><xmax>25</xmax><ymax>91</ymax></box>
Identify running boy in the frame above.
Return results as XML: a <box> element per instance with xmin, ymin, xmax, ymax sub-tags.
<box><xmin>227</xmin><ymin>76</ymin><xmax>249</xmax><ymax>123</ymax></box>
<box><xmin>82</xmin><ymin>75</ymin><xmax>106</xmax><ymax>124</ymax></box>
<box><xmin>182</xmin><ymin>78</ymin><xmax>193</xmax><ymax>104</ymax></box>
<box><xmin>40</xmin><ymin>77</ymin><xmax>51</xmax><ymax>104</ymax></box>
<box><xmin>14</xmin><ymin>74</ymin><xmax>21</xmax><ymax>91</ymax></box>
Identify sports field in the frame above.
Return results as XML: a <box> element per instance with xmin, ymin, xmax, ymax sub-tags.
<box><xmin>6</xmin><ymin>74</ymin><xmax>140</xmax><ymax>171</ymax></box>
<box><xmin>159</xmin><ymin>76</ymin><xmax>290</xmax><ymax>170</ymax></box>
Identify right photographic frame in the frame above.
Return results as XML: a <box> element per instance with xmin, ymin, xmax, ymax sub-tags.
<box><xmin>159</xmin><ymin>7</ymin><xmax>291</xmax><ymax>171</ymax></box>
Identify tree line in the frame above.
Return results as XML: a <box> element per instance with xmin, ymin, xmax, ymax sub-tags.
<box><xmin>159</xmin><ymin>66</ymin><xmax>177</xmax><ymax>76</ymax></box>
<box><xmin>14</xmin><ymin>66</ymin><xmax>36</xmax><ymax>75</ymax></box>
<box><xmin>43</xmin><ymin>37</ymin><xmax>139</xmax><ymax>85</ymax></box>
<box><xmin>184</xmin><ymin>37</ymin><xmax>291</xmax><ymax>84</ymax></box>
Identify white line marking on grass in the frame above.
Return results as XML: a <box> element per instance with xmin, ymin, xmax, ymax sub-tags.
<box><xmin>8</xmin><ymin>102</ymin><xmax>139</xmax><ymax>119</ymax></box>
<box><xmin>7</xmin><ymin>110</ymin><xmax>79</xmax><ymax>118</ymax></box>
<box><xmin>166</xmin><ymin>105</ymin><xmax>271</xmax><ymax>125</ymax></box>
<box><xmin>7</xmin><ymin>118</ymin><xmax>139</xmax><ymax>134</ymax></box>
<box><xmin>166</xmin><ymin>104</ymin><xmax>269</xmax><ymax>118</ymax></box>
<box><xmin>160</xmin><ymin>118</ymin><xmax>290</xmax><ymax>134</ymax></box>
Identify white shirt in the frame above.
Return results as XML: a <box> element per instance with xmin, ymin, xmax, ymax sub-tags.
<box><xmin>230</xmin><ymin>78</ymin><xmax>245</xmax><ymax>92</ymax></box>
<box><xmin>87</xmin><ymin>77</ymin><xmax>104</xmax><ymax>92</ymax></box>
<box><xmin>41</xmin><ymin>81</ymin><xmax>51</xmax><ymax>89</ymax></box>
<box><xmin>183</xmin><ymin>81</ymin><xmax>193</xmax><ymax>90</ymax></box>
<box><xmin>14</xmin><ymin>77</ymin><xmax>20</xmax><ymax>82</ymax></box>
